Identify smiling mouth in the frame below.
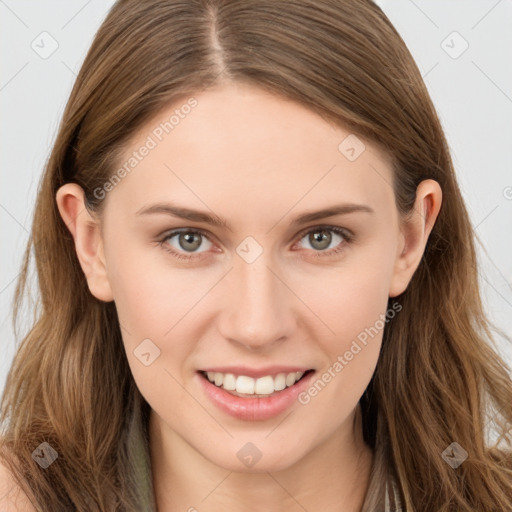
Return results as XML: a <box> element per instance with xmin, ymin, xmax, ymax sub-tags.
<box><xmin>199</xmin><ymin>369</ymin><xmax>315</xmax><ymax>398</ymax></box>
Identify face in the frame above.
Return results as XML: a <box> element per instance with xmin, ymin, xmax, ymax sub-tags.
<box><xmin>71</xmin><ymin>82</ymin><xmax>425</xmax><ymax>472</ymax></box>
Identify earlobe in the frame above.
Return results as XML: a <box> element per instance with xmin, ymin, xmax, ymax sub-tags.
<box><xmin>389</xmin><ymin>179</ymin><xmax>442</xmax><ymax>298</ymax></box>
<box><xmin>55</xmin><ymin>184</ymin><xmax>114</xmax><ymax>302</ymax></box>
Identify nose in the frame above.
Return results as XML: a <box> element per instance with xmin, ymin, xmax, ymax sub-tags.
<box><xmin>217</xmin><ymin>250</ymin><xmax>297</xmax><ymax>351</ymax></box>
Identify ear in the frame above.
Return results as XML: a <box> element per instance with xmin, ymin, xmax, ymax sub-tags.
<box><xmin>55</xmin><ymin>183</ymin><xmax>114</xmax><ymax>302</ymax></box>
<box><xmin>389</xmin><ymin>179</ymin><xmax>442</xmax><ymax>298</ymax></box>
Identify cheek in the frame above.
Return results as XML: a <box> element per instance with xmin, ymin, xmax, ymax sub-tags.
<box><xmin>106</xmin><ymin>232</ymin><xmax>197</xmax><ymax>336</ymax></box>
<box><xmin>108</xmin><ymin>257</ymin><xmax>197</xmax><ymax>416</ymax></box>
<box><xmin>300</xmin><ymin>272</ymin><xmax>386</xmax><ymax>388</ymax></box>
<box><xmin>104</xmin><ymin>239</ymin><xmax>197</xmax><ymax>383</ymax></box>
<box><xmin>292</xmin><ymin>240</ymin><xmax>397</xmax><ymax>401</ymax></box>
<box><xmin>291</xmin><ymin>261</ymin><xmax>396</xmax><ymax>434</ymax></box>
<box><xmin>293</xmin><ymin>240</ymin><xmax>397</xmax><ymax>347</ymax></box>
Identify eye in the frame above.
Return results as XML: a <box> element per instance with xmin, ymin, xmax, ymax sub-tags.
<box><xmin>293</xmin><ymin>225</ymin><xmax>352</xmax><ymax>258</ymax></box>
<box><xmin>158</xmin><ymin>229</ymin><xmax>214</xmax><ymax>261</ymax></box>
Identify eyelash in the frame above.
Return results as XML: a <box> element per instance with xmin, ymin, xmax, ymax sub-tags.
<box><xmin>157</xmin><ymin>225</ymin><xmax>353</xmax><ymax>262</ymax></box>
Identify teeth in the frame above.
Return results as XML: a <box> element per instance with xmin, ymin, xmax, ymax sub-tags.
<box><xmin>285</xmin><ymin>372</ymin><xmax>297</xmax><ymax>387</ymax></box>
<box><xmin>204</xmin><ymin>370</ymin><xmax>307</xmax><ymax>396</ymax></box>
<box><xmin>236</xmin><ymin>375</ymin><xmax>255</xmax><ymax>394</ymax></box>
<box><xmin>223</xmin><ymin>373</ymin><xmax>236</xmax><ymax>390</ymax></box>
<box><xmin>274</xmin><ymin>373</ymin><xmax>286</xmax><ymax>391</ymax></box>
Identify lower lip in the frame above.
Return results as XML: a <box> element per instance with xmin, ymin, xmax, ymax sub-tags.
<box><xmin>197</xmin><ymin>370</ymin><xmax>315</xmax><ymax>421</ymax></box>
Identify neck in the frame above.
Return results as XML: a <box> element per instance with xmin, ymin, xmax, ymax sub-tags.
<box><xmin>149</xmin><ymin>404</ymin><xmax>374</xmax><ymax>512</ymax></box>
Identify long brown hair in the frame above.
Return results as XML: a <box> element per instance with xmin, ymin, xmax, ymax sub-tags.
<box><xmin>1</xmin><ymin>0</ymin><xmax>511</xmax><ymax>510</ymax></box>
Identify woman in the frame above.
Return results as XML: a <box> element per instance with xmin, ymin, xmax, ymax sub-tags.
<box><xmin>1</xmin><ymin>0</ymin><xmax>511</xmax><ymax>510</ymax></box>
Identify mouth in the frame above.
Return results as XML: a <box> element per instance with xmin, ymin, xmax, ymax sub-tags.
<box><xmin>198</xmin><ymin>369</ymin><xmax>315</xmax><ymax>398</ymax></box>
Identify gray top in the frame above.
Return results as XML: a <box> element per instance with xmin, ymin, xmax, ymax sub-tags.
<box><xmin>385</xmin><ymin>476</ymin><xmax>403</xmax><ymax>511</ymax></box>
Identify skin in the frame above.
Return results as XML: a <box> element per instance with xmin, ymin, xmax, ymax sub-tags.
<box><xmin>56</xmin><ymin>82</ymin><xmax>442</xmax><ymax>511</ymax></box>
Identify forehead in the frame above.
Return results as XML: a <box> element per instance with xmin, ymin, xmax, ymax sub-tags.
<box><xmin>106</xmin><ymin>83</ymin><xmax>396</xmax><ymax>225</ymax></box>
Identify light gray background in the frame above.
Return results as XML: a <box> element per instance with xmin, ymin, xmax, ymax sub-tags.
<box><xmin>1</xmin><ymin>0</ymin><xmax>511</xmax><ymax>399</ymax></box>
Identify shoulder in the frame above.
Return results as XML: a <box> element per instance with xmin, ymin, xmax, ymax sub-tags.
<box><xmin>0</xmin><ymin>459</ymin><xmax>37</xmax><ymax>511</ymax></box>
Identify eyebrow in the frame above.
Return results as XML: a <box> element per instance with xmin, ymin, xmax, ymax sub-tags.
<box><xmin>135</xmin><ymin>202</ymin><xmax>374</xmax><ymax>230</ymax></box>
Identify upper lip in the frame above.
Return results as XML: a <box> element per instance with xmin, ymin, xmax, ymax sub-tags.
<box><xmin>199</xmin><ymin>366</ymin><xmax>314</xmax><ymax>379</ymax></box>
